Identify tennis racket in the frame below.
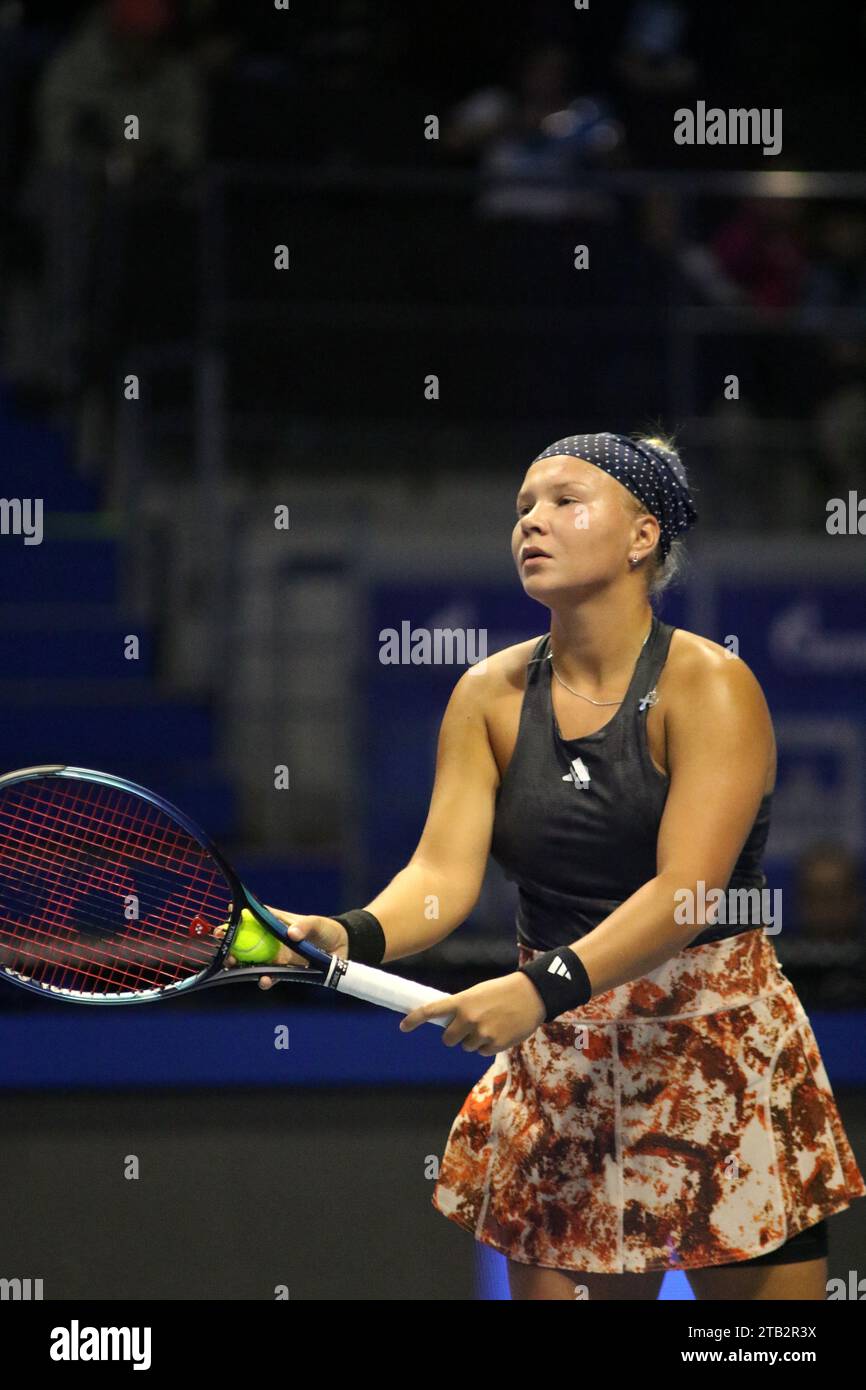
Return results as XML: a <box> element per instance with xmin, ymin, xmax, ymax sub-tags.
<box><xmin>0</xmin><ymin>764</ymin><xmax>454</xmax><ymax>1025</ymax></box>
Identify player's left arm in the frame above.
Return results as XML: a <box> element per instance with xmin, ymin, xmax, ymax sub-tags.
<box><xmin>572</xmin><ymin>645</ymin><xmax>775</xmax><ymax>994</ymax></box>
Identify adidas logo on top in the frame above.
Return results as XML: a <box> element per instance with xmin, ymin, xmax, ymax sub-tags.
<box><xmin>563</xmin><ymin>756</ymin><xmax>591</xmax><ymax>789</ymax></box>
<box><xmin>547</xmin><ymin>957</ymin><xmax>572</xmax><ymax>980</ymax></box>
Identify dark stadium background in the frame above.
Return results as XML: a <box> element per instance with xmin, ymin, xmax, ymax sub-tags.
<box><xmin>0</xmin><ymin>0</ymin><xmax>863</xmax><ymax>1299</ymax></box>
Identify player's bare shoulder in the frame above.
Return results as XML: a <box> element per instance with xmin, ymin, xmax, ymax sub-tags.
<box><xmin>452</xmin><ymin>637</ymin><xmax>539</xmax><ymax>786</ymax></box>
<box><xmin>455</xmin><ymin>635</ymin><xmax>542</xmax><ymax>756</ymax></box>
<box><xmin>439</xmin><ymin>637</ymin><xmax>535</xmax><ymax>739</ymax></box>
<box><xmin>665</xmin><ymin>626</ymin><xmax>765</xmax><ymax>695</ymax></box>
<box><xmin>469</xmin><ymin>634</ymin><xmax>542</xmax><ymax>705</ymax></box>
<box><xmin>446</xmin><ymin>635</ymin><xmax>539</xmax><ymax>727</ymax></box>
<box><xmin>664</xmin><ymin>627</ymin><xmax>776</xmax><ymax>784</ymax></box>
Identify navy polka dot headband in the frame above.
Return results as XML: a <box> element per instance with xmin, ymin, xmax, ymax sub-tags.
<box><xmin>532</xmin><ymin>431</ymin><xmax>699</xmax><ymax>561</ymax></box>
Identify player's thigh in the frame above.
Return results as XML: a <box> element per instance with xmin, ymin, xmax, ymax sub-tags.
<box><xmin>507</xmin><ymin>1258</ymin><xmax>665</xmax><ymax>1301</ymax></box>
<box><xmin>686</xmin><ymin>1255</ymin><xmax>827</xmax><ymax>1301</ymax></box>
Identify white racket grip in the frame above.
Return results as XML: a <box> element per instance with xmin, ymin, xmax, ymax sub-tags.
<box><xmin>334</xmin><ymin>958</ymin><xmax>454</xmax><ymax>1027</ymax></box>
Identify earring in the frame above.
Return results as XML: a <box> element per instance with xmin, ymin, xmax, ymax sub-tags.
<box><xmin>629</xmin><ymin>554</ymin><xmax>639</xmax><ymax>568</ymax></box>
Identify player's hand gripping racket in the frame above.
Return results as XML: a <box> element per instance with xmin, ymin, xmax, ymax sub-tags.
<box><xmin>0</xmin><ymin>765</ymin><xmax>454</xmax><ymax>1025</ymax></box>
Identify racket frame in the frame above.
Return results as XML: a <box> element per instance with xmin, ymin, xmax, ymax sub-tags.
<box><xmin>0</xmin><ymin>765</ymin><xmax>426</xmax><ymax>1012</ymax></box>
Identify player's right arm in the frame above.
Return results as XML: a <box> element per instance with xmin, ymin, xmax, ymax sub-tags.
<box><xmin>261</xmin><ymin>664</ymin><xmax>501</xmax><ymax>977</ymax></box>
<box><xmin>364</xmin><ymin>664</ymin><xmax>501</xmax><ymax>962</ymax></box>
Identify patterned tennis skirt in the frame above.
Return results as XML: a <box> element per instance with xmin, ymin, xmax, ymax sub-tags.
<box><xmin>431</xmin><ymin>928</ymin><xmax>866</xmax><ymax>1274</ymax></box>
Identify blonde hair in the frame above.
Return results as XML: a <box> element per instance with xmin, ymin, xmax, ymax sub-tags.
<box><xmin>620</xmin><ymin>429</ymin><xmax>692</xmax><ymax>605</ymax></box>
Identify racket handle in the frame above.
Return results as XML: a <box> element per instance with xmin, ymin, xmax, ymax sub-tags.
<box><xmin>335</xmin><ymin>958</ymin><xmax>454</xmax><ymax>1028</ymax></box>
<box><xmin>253</xmin><ymin>908</ymin><xmax>455</xmax><ymax>1028</ymax></box>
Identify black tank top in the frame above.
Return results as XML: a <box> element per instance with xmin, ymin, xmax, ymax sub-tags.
<box><xmin>490</xmin><ymin>613</ymin><xmax>773</xmax><ymax>951</ymax></box>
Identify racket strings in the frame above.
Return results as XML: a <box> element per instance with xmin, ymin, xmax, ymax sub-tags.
<box><xmin>0</xmin><ymin>778</ymin><xmax>210</xmax><ymax>876</ymax></box>
<box><xmin>0</xmin><ymin>778</ymin><xmax>233</xmax><ymax>997</ymax></box>
<box><xmin>0</xmin><ymin>788</ymin><xmax>218</xmax><ymax>954</ymax></box>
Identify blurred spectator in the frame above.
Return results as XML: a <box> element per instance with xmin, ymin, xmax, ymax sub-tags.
<box><xmin>443</xmin><ymin>42</ymin><xmax>625</xmax><ymax>221</ymax></box>
<box><xmin>804</xmin><ymin>210</ymin><xmax>866</xmax><ymax>494</ymax></box>
<box><xmin>614</xmin><ymin>0</ymin><xmax>697</xmax><ymax>92</ymax></box>
<box><xmin>812</xmin><ymin>340</ymin><xmax>866</xmax><ymax>497</ymax></box>
<box><xmin>35</xmin><ymin>0</ymin><xmax>202</xmax><ymax>176</ymax></box>
<box><xmin>612</xmin><ymin>0</ymin><xmax>700</xmax><ymax>166</ymax></box>
<box><xmin>640</xmin><ymin>187</ymin><xmax>745</xmax><ymax>306</ymax></box>
<box><xmin>701</xmin><ymin>198</ymin><xmax>808</xmax><ymax>311</ymax></box>
<box><xmin>777</xmin><ymin>843</ymin><xmax>866</xmax><ymax>1008</ymax></box>
<box><xmin>4</xmin><ymin>0</ymin><xmax>204</xmax><ymax>404</ymax></box>
<box><xmin>797</xmin><ymin>843</ymin><xmax>865</xmax><ymax>940</ymax></box>
<box><xmin>803</xmin><ymin>207</ymin><xmax>866</xmax><ymax>315</ymax></box>
<box><xmin>642</xmin><ymin>196</ymin><xmax>810</xmax><ymax>311</ymax></box>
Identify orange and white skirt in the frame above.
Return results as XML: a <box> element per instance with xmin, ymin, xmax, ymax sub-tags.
<box><xmin>431</xmin><ymin>928</ymin><xmax>865</xmax><ymax>1273</ymax></box>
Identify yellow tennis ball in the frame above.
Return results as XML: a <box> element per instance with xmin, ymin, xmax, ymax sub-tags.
<box><xmin>229</xmin><ymin>909</ymin><xmax>280</xmax><ymax>964</ymax></box>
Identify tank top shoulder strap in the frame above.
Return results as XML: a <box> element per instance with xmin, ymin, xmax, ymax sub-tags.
<box><xmin>623</xmin><ymin>614</ymin><xmax>676</xmax><ymax>715</ymax></box>
<box><xmin>526</xmin><ymin>633</ymin><xmax>549</xmax><ymax>673</ymax></box>
<box><xmin>520</xmin><ymin>633</ymin><xmax>551</xmax><ymax>710</ymax></box>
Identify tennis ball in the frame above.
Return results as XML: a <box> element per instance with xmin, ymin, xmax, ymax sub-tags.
<box><xmin>229</xmin><ymin>909</ymin><xmax>281</xmax><ymax>964</ymax></box>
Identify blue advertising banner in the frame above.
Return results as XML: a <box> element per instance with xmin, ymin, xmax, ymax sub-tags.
<box><xmin>711</xmin><ymin>583</ymin><xmax>866</xmax><ymax>877</ymax></box>
<box><xmin>713</xmin><ymin>583</ymin><xmax>866</xmax><ymax>716</ymax></box>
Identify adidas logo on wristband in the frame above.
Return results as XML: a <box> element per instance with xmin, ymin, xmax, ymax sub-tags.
<box><xmin>520</xmin><ymin>945</ymin><xmax>592</xmax><ymax>1021</ymax></box>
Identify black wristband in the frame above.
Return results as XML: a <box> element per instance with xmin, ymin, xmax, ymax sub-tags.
<box><xmin>328</xmin><ymin>909</ymin><xmax>387</xmax><ymax>966</ymax></box>
<box><xmin>519</xmin><ymin>946</ymin><xmax>592</xmax><ymax>1022</ymax></box>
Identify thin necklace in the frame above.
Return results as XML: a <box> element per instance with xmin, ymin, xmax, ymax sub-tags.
<box><xmin>548</xmin><ymin>622</ymin><xmax>652</xmax><ymax>706</ymax></box>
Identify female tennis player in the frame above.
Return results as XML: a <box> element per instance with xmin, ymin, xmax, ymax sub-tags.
<box><xmin>258</xmin><ymin>430</ymin><xmax>865</xmax><ymax>1301</ymax></box>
